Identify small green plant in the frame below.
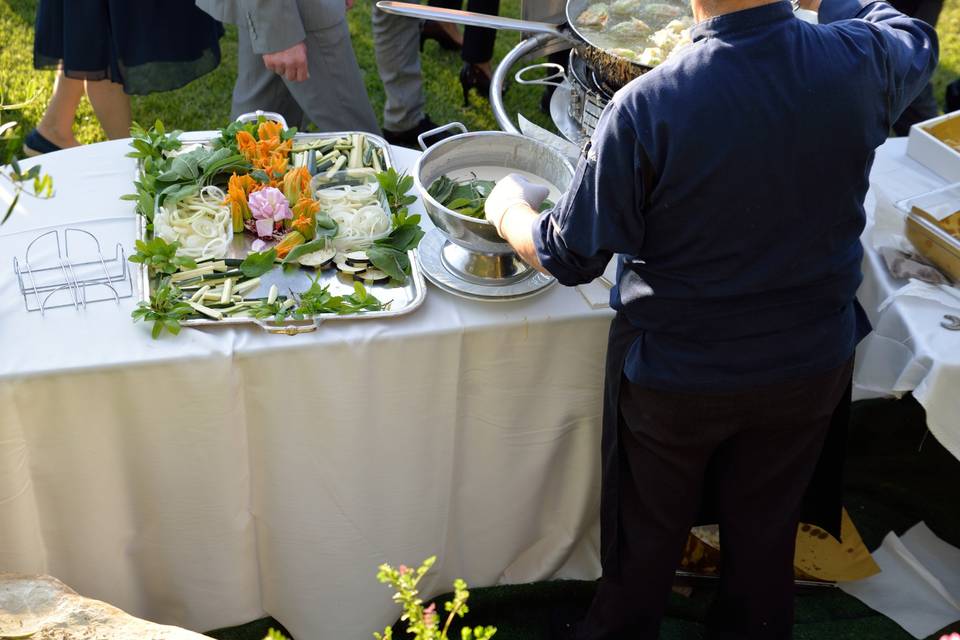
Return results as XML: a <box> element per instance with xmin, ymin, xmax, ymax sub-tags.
<box><xmin>1</xmin><ymin>94</ymin><xmax>55</xmax><ymax>225</ymax></box>
<box><xmin>374</xmin><ymin>556</ymin><xmax>496</xmax><ymax>640</ymax></box>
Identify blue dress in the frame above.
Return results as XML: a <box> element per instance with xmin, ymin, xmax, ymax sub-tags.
<box><xmin>33</xmin><ymin>0</ymin><xmax>224</xmax><ymax>96</ymax></box>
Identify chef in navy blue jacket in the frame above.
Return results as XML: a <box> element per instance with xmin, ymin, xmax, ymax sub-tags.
<box><xmin>485</xmin><ymin>0</ymin><xmax>937</xmax><ymax>636</ymax></box>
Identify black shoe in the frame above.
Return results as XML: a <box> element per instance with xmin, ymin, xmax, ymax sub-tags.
<box><xmin>382</xmin><ymin>116</ymin><xmax>457</xmax><ymax>149</ymax></box>
<box><xmin>22</xmin><ymin>129</ymin><xmax>63</xmax><ymax>157</ymax></box>
<box><xmin>460</xmin><ymin>62</ymin><xmax>493</xmax><ymax>106</ymax></box>
<box><xmin>420</xmin><ymin>21</ymin><xmax>462</xmax><ymax>52</ymax></box>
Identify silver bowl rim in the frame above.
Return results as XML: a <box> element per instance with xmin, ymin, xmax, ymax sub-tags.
<box><xmin>413</xmin><ymin>130</ymin><xmax>576</xmax><ymax>226</ymax></box>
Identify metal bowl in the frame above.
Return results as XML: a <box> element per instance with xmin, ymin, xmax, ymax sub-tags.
<box><xmin>414</xmin><ymin>128</ymin><xmax>574</xmax><ymax>283</ymax></box>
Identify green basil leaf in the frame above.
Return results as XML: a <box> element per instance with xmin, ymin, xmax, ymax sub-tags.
<box><xmin>240</xmin><ymin>249</ymin><xmax>278</xmax><ymax>278</ymax></box>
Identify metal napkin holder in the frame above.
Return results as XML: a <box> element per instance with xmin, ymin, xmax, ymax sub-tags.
<box><xmin>14</xmin><ymin>227</ymin><xmax>133</xmax><ymax>315</ymax></box>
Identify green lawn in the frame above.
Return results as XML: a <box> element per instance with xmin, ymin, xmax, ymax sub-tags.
<box><xmin>1</xmin><ymin>0</ymin><xmax>959</xmax><ymax>145</ymax></box>
<box><xmin>0</xmin><ymin>0</ymin><xmax>551</xmax><ymax>144</ymax></box>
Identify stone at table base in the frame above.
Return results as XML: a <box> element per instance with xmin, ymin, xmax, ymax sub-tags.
<box><xmin>0</xmin><ymin>574</ymin><xmax>213</xmax><ymax>640</ymax></box>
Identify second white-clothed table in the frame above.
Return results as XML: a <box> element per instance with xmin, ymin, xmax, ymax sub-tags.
<box><xmin>854</xmin><ymin>137</ymin><xmax>960</xmax><ymax>460</ymax></box>
<box><xmin>0</xmin><ymin>140</ymin><xmax>613</xmax><ymax>638</ymax></box>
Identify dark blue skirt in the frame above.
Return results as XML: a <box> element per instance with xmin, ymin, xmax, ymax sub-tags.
<box><xmin>33</xmin><ymin>0</ymin><xmax>224</xmax><ymax>96</ymax></box>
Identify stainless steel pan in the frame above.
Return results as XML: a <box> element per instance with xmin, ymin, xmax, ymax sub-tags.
<box><xmin>376</xmin><ymin>0</ymin><xmax>656</xmax><ymax>89</ymax></box>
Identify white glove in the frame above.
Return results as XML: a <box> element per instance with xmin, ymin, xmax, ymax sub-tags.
<box><xmin>484</xmin><ymin>173</ymin><xmax>550</xmax><ymax>237</ymax></box>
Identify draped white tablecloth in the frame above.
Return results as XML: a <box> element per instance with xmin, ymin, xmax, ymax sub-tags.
<box><xmin>2</xmin><ymin>136</ymin><xmax>958</xmax><ymax>639</ymax></box>
<box><xmin>854</xmin><ymin>137</ymin><xmax>960</xmax><ymax>461</ymax></box>
<box><xmin>0</xmin><ymin>140</ymin><xmax>612</xmax><ymax>638</ymax></box>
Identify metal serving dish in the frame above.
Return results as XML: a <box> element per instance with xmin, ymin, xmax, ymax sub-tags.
<box><xmin>414</xmin><ymin>124</ymin><xmax>574</xmax><ymax>283</ymax></box>
<box><xmin>136</xmin><ymin>127</ymin><xmax>427</xmax><ymax>335</ymax></box>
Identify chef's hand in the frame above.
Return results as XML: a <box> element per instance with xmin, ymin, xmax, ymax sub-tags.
<box><xmin>263</xmin><ymin>41</ymin><xmax>309</xmax><ymax>82</ymax></box>
<box><xmin>484</xmin><ymin>173</ymin><xmax>550</xmax><ymax>238</ymax></box>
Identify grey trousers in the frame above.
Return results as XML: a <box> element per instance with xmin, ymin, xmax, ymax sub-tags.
<box><xmin>371</xmin><ymin>6</ymin><xmax>425</xmax><ymax>132</ymax></box>
<box><xmin>232</xmin><ymin>19</ymin><xmax>380</xmax><ymax>134</ymax></box>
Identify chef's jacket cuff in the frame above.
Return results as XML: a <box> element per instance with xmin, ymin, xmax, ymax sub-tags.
<box><xmin>533</xmin><ymin>211</ymin><xmax>590</xmax><ymax>286</ymax></box>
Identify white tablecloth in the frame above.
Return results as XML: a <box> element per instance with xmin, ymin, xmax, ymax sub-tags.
<box><xmin>3</xmin><ymin>136</ymin><xmax>958</xmax><ymax>639</ymax></box>
<box><xmin>0</xmin><ymin>140</ymin><xmax>613</xmax><ymax>638</ymax></box>
<box><xmin>854</xmin><ymin>138</ymin><xmax>960</xmax><ymax>461</ymax></box>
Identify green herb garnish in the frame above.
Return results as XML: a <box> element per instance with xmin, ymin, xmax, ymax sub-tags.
<box><xmin>239</xmin><ymin>248</ymin><xmax>277</xmax><ymax>278</ymax></box>
<box><xmin>128</xmin><ymin>237</ymin><xmax>196</xmax><ymax>275</ymax></box>
<box><xmin>131</xmin><ymin>279</ymin><xmax>194</xmax><ymax>339</ymax></box>
<box><xmin>428</xmin><ymin>174</ymin><xmax>553</xmax><ymax>218</ymax></box>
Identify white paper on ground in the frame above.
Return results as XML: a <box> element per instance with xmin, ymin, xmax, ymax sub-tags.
<box><xmin>839</xmin><ymin>522</ymin><xmax>960</xmax><ymax>638</ymax></box>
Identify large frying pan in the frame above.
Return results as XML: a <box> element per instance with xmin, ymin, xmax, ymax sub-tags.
<box><xmin>376</xmin><ymin>0</ymin><xmax>670</xmax><ymax>89</ymax></box>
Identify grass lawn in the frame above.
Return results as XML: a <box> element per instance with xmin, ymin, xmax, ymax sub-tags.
<box><xmin>2</xmin><ymin>0</ymin><xmax>959</xmax><ymax>143</ymax></box>
<box><xmin>0</xmin><ymin>0</ymin><xmax>552</xmax><ymax>144</ymax></box>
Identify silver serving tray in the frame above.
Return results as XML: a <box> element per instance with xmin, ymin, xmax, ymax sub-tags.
<box><xmin>135</xmin><ymin>131</ymin><xmax>427</xmax><ymax>335</ymax></box>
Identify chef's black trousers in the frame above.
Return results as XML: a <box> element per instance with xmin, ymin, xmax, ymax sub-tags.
<box><xmin>577</xmin><ymin>357</ymin><xmax>854</xmax><ymax>640</ymax></box>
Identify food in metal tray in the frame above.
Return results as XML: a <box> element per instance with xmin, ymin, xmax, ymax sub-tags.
<box><xmin>126</xmin><ymin>119</ymin><xmax>425</xmax><ymax>337</ymax></box>
<box><xmin>578</xmin><ymin>0</ymin><xmax>692</xmax><ymax>67</ymax></box>
<box><xmin>154</xmin><ymin>186</ymin><xmax>233</xmax><ymax>260</ymax></box>
<box><xmin>639</xmin><ymin>2</ymin><xmax>684</xmax><ymax>20</ymax></box>
<box><xmin>610</xmin><ymin>0</ymin><xmax>644</xmax><ymax>17</ymax></box>
<box><xmin>609</xmin><ymin>17</ymin><xmax>652</xmax><ymax>37</ymax></box>
<box><xmin>293</xmin><ymin>133</ymin><xmax>389</xmax><ymax>174</ymax></box>
<box><xmin>427</xmin><ymin>173</ymin><xmax>554</xmax><ymax>219</ymax></box>
<box><xmin>576</xmin><ymin>3</ymin><xmax>610</xmax><ymax>27</ymax></box>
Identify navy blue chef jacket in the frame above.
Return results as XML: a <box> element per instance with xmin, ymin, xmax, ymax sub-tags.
<box><xmin>534</xmin><ymin>0</ymin><xmax>937</xmax><ymax>392</ymax></box>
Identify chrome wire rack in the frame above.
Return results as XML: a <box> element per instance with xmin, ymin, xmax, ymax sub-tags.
<box><xmin>13</xmin><ymin>227</ymin><xmax>133</xmax><ymax>315</ymax></box>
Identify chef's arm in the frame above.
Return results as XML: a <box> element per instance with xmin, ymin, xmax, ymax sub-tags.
<box><xmin>491</xmin><ymin>203</ymin><xmax>547</xmax><ymax>274</ymax></box>
<box><xmin>489</xmin><ymin>103</ymin><xmax>648</xmax><ymax>286</ymax></box>
<box><xmin>819</xmin><ymin>0</ymin><xmax>939</xmax><ymax>119</ymax></box>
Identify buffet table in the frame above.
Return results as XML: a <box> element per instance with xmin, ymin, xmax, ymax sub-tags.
<box><xmin>0</xmin><ymin>140</ymin><xmax>613</xmax><ymax>638</ymax></box>
<box><xmin>854</xmin><ymin>137</ymin><xmax>960</xmax><ymax>461</ymax></box>
<box><xmin>2</xmin><ymin>135</ymin><xmax>958</xmax><ymax>639</ymax></box>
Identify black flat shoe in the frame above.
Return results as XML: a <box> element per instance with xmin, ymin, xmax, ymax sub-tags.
<box><xmin>459</xmin><ymin>62</ymin><xmax>493</xmax><ymax>106</ymax></box>
<box><xmin>382</xmin><ymin>116</ymin><xmax>457</xmax><ymax>149</ymax></box>
<box><xmin>420</xmin><ymin>21</ymin><xmax>462</xmax><ymax>52</ymax></box>
<box><xmin>22</xmin><ymin>129</ymin><xmax>63</xmax><ymax>157</ymax></box>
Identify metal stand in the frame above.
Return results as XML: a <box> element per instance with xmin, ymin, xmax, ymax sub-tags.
<box><xmin>14</xmin><ymin>227</ymin><xmax>133</xmax><ymax>315</ymax></box>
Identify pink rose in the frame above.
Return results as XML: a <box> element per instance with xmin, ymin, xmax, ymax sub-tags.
<box><xmin>248</xmin><ymin>187</ymin><xmax>293</xmax><ymax>239</ymax></box>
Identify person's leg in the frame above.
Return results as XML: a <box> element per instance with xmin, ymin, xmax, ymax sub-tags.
<box><xmin>459</xmin><ymin>0</ymin><xmax>499</xmax><ymax>102</ymax></box>
<box><xmin>35</xmin><ymin>70</ymin><xmax>83</xmax><ymax>148</ymax></box>
<box><xmin>462</xmin><ymin>0</ymin><xmax>499</xmax><ymax>65</ymax></box>
<box><xmin>424</xmin><ymin>0</ymin><xmax>464</xmax><ymax>50</ymax></box>
<box><xmin>83</xmin><ymin>79</ymin><xmax>131</xmax><ymax>140</ymax></box>
<box><xmin>283</xmin><ymin>20</ymin><xmax>380</xmax><ymax>133</ymax></box>
<box><xmin>372</xmin><ymin>5</ymin><xmax>426</xmax><ymax>133</ymax></box>
<box><xmin>231</xmin><ymin>24</ymin><xmax>304</xmax><ymax>128</ymax></box>
<box><xmin>578</xmin><ymin>380</ymin><xmax>723</xmax><ymax>640</ymax></box>
<box><xmin>704</xmin><ymin>360</ymin><xmax>854</xmax><ymax>640</ymax></box>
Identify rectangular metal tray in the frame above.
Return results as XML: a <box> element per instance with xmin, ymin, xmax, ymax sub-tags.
<box><xmin>135</xmin><ymin>131</ymin><xmax>427</xmax><ymax>334</ymax></box>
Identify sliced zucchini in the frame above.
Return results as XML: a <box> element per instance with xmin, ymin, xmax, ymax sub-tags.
<box><xmin>296</xmin><ymin>246</ymin><xmax>337</xmax><ymax>267</ymax></box>
<box><xmin>357</xmin><ymin>269</ymin><xmax>389</xmax><ymax>283</ymax></box>
<box><xmin>344</xmin><ymin>250</ymin><xmax>370</xmax><ymax>266</ymax></box>
<box><xmin>335</xmin><ymin>261</ymin><xmax>366</xmax><ymax>274</ymax></box>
